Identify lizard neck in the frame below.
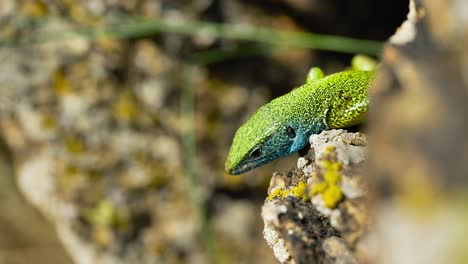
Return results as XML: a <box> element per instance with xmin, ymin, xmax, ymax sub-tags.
<box><xmin>287</xmin><ymin>119</ymin><xmax>328</xmax><ymax>155</ymax></box>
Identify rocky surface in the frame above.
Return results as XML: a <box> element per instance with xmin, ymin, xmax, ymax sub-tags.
<box><xmin>262</xmin><ymin>129</ymin><xmax>370</xmax><ymax>264</ymax></box>
<box><xmin>0</xmin><ymin>1</ymin><xmax>304</xmax><ymax>263</ymax></box>
<box><xmin>261</xmin><ymin>0</ymin><xmax>468</xmax><ymax>263</ymax></box>
<box><xmin>369</xmin><ymin>0</ymin><xmax>468</xmax><ymax>263</ymax></box>
<box><xmin>0</xmin><ymin>140</ymin><xmax>73</xmax><ymax>264</ymax></box>
<box><xmin>0</xmin><ymin>1</ymin><xmax>408</xmax><ymax>263</ymax></box>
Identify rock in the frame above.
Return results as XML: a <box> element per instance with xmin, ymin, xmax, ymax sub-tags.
<box><xmin>263</xmin><ymin>223</ymin><xmax>292</xmax><ymax>263</ymax></box>
<box><xmin>322</xmin><ymin>237</ymin><xmax>358</xmax><ymax>264</ymax></box>
<box><xmin>309</xmin><ymin>129</ymin><xmax>367</xmax><ymax>166</ymax></box>
<box><xmin>262</xmin><ymin>130</ymin><xmax>369</xmax><ymax>263</ymax></box>
<box><xmin>0</xmin><ymin>1</ymin><xmax>410</xmax><ymax>263</ymax></box>
<box><xmin>369</xmin><ymin>0</ymin><xmax>468</xmax><ymax>263</ymax></box>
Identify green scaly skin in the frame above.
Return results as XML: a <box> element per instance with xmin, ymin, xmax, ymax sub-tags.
<box><xmin>226</xmin><ymin>57</ymin><xmax>375</xmax><ymax>175</ymax></box>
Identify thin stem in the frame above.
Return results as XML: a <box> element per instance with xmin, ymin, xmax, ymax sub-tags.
<box><xmin>181</xmin><ymin>65</ymin><xmax>220</xmax><ymax>263</ymax></box>
<box><xmin>2</xmin><ymin>15</ymin><xmax>383</xmax><ymax>55</ymax></box>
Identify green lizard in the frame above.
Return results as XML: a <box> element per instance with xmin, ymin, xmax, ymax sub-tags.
<box><xmin>225</xmin><ymin>55</ymin><xmax>376</xmax><ymax>175</ymax></box>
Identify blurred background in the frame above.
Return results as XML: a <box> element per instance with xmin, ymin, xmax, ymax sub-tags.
<box><xmin>0</xmin><ymin>0</ymin><xmax>407</xmax><ymax>263</ymax></box>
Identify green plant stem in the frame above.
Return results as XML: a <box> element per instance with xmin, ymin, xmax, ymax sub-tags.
<box><xmin>107</xmin><ymin>17</ymin><xmax>383</xmax><ymax>55</ymax></box>
<box><xmin>181</xmin><ymin>65</ymin><xmax>220</xmax><ymax>263</ymax></box>
<box><xmin>4</xmin><ymin>15</ymin><xmax>383</xmax><ymax>55</ymax></box>
<box><xmin>190</xmin><ymin>44</ymin><xmax>282</xmax><ymax>65</ymax></box>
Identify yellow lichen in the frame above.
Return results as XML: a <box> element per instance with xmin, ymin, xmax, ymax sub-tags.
<box><xmin>65</xmin><ymin>165</ymin><xmax>78</xmax><ymax>175</ymax></box>
<box><xmin>85</xmin><ymin>200</ymin><xmax>117</xmax><ymax>227</ymax></box>
<box><xmin>150</xmin><ymin>173</ymin><xmax>170</xmax><ymax>188</ymax></box>
<box><xmin>41</xmin><ymin>115</ymin><xmax>56</xmax><ymax>129</ymax></box>
<box><xmin>321</xmin><ymin>160</ymin><xmax>332</xmax><ymax>169</ymax></box>
<box><xmin>267</xmin><ymin>188</ymin><xmax>283</xmax><ymax>200</ymax></box>
<box><xmin>292</xmin><ymin>181</ymin><xmax>309</xmax><ymax>202</ymax></box>
<box><xmin>329</xmin><ymin>162</ymin><xmax>342</xmax><ymax>171</ymax></box>
<box><xmin>70</xmin><ymin>4</ymin><xmax>88</xmax><ymax>23</ymax></box>
<box><xmin>268</xmin><ymin>188</ymin><xmax>291</xmax><ymax>200</ymax></box>
<box><xmin>87</xmin><ymin>169</ymin><xmax>102</xmax><ymax>178</ymax></box>
<box><xmin>324</xmin><ymin>170</ymin><xmax>341</xmax><ymax>185</ymax></box>
<box><xmin>113</xmin><ymin>92</ymin><xmax>137</xmax><ymax>121</ymax></box>
<box><xmin>65</xmin><ymin>137</ymin><xmax>84</xmax><ymax>154</ymax></box>
<box><xmin>310</xmin><ymin>182</ymin><xmax>328</xmax><ymax>196</ymax></box>
<box><xmin>308</xmin><ymin>146</ymin><xmax>345</xmax><ymax>208</ymax></box>
<box><xmin>22</xmin><ymin>1</ymin><xmax>48</xmax><ymax>17</ymax></box>
<box><xmin>323</xmin><ymin>185</ymin><xmax>343</xmax><ymax>208</ymax></box>
<box><xmin>268</xmin><ymin>182</ymin><xmax>309</xmax><ymax>202</ymax></box>
<box><xmin>53</xmin><ymin>69</ymin><xmax>70</xmax><ymax>95</ymax></box>
<box><xmin>325</xmin><ymin>145</ymin><xmax>336</xmax><ymax>152</ymax></box>
<box><xmin>321</xmin><ymin>160</ymin><xmax>341</xmax><ymax>171</ymax></box>
<box><xmin>97</xmin><ymin>37</ymin><xmax>122</xmax><ymax>52</ymax></box>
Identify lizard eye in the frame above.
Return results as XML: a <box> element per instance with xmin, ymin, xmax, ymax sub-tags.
<box><xmin>250</xmin><ymin>148</ymin><xmax>262</xmax><ymax>158</ymax></box>
<box><xmin>286</xmin><ymin>126</ymin><xmax>296</xmax><ymax>138</ymax></box>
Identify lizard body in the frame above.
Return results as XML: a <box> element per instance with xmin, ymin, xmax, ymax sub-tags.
<box><xmin>226</xmin><ymin>59</ymin><xmax>375</xmax><ymax>175</ymax></box>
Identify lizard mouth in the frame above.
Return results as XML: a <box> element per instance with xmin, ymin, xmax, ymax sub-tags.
<box><xmin>226</xmin><ymin>161</ymin><xmax>257</xmax><ymax>175</ymax></box>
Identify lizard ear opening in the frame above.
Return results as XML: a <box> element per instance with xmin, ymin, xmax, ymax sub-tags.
<box><xmin>286</xmin><ymin>126</ymin><xmax>296</xmax><ymax>138</ymax></box>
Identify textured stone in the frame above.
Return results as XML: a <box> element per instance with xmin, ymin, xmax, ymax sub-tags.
<box><xmin>263</xmin><ymin>130</ymin><xmax>369</xmax><ymax>263</ymax></box>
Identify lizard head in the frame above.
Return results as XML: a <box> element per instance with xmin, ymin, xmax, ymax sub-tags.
<box><xmin>225</xmin><ymin>100</ymin><xmax>310</xmax><ymax>175</ymax></box>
